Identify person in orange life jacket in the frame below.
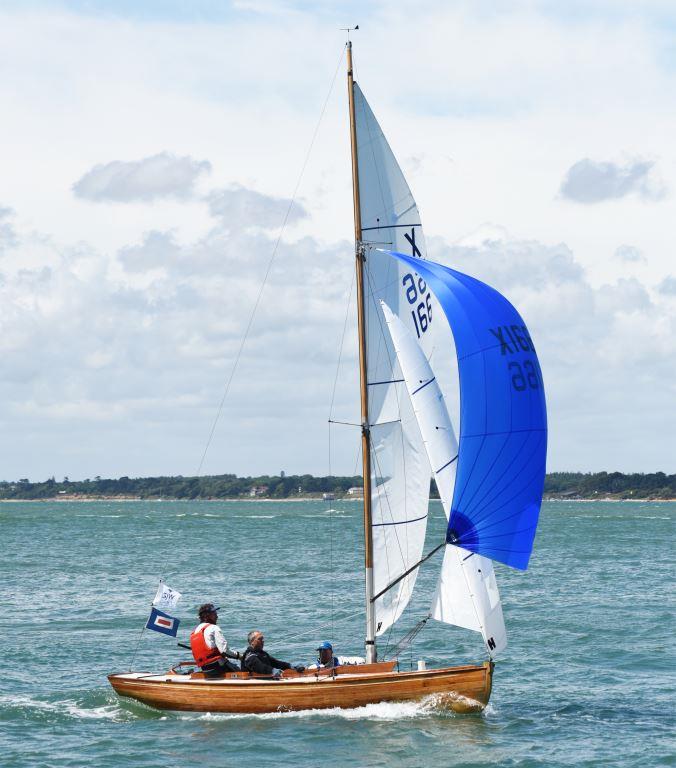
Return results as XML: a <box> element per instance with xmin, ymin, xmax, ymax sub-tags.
<box><xmin>241</xmin><ymin>630</ymin><xmax>305</xmax><ymax>676</ymax></box>
<box><xmin>313</xmin><ymin>641</ymin><xmax>340</xmax><ymax>669</ymax></box>
<box><xmin>190</xmin><ymin>603</ymin><xmax>241</xmax><ymax>678</ymax></box>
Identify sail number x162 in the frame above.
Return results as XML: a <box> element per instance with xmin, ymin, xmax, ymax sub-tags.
<box><xmin>402</xmin><ymin>273</ymin><xmax>432</xmax><ymax>338</ymax></box>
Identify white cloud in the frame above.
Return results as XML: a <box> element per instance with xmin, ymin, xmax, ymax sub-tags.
<box><xmin>614</xmin><ymin>244</ymin><xmax>645</xmax><ymax>263</ymax></box>
<box><xmin>0</xmin><ymin>183</ymin><xmax>357</xmax><ymax>479</ymax></box>
<box><xmin>1</xmin><ymin>200</ymin><xmax>674</xmax><ymax>480</ymax></box>
<box><xmin>207</xmin><ymin>186</ymin><xmax>307</xmax><ymax>230</ymax></box>
<box><xmin>0</xmin><ymin>206</ymin><xmax>17</xmax><ymax>252</ymax></box>
<box><xmin>1</xmin><ymin>3</ymin><xmax>676</xmax><ymax>478</ymax></box>
<box><xmin>658</xmin><ymin>276</ymin><xmax>676</xmax><ymax>295</ymax></box>
<box><xmin>118</xmin><ymin>230</ymin><xmax>182</xmax><ymax>273</ymax></box>
<box><xmin>72</xmin><ymin>152</ymin><xmax>211</xmax><ymax>202</ymax></box>
<box><xmin>559</xmin><ymin>158</ymin><xmax>666</xmax><ymax>204</ymax></box>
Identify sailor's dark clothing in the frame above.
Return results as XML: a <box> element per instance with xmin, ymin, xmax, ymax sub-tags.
<box><xmin>316</xmin><ymin>655</ymin><xmax>341</xmax><ymax>669</ymax></box>
<box><xmin>201</xmin><ymin>657</ymin><xmax>240</xmax><ymax>679</ymax></box>
<box><xmin>241</xmin><ymin>646</ymin><xmax>292</xmax><ymax>675</ymax></box>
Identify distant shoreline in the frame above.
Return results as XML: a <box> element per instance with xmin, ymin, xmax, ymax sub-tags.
<box><xmin>2</xmin><ymin>471</ymin><xmax>674</xmax><ymax>502</ymax></box>
<box><xmin>1</xmin><ymin>496</ymin><xmax>674</xmax><ymax>503</ymax></box>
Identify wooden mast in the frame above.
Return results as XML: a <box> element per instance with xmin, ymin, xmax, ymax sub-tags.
<box><xmin>346</xmin><ymin>39</ymin><xmax>376</xmax><ymax>664</ymax></box>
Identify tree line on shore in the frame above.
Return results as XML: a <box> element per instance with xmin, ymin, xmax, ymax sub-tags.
<box><xmin>0</xmin><ymin>471</ymin><xmax>674</xmax><ymax>500</ymax></box>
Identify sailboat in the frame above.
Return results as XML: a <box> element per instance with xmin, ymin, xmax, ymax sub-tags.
<box><xmin>108</xmin><ymin>40</ymin><xmax>547</xmax><ymax>714</ymax></box>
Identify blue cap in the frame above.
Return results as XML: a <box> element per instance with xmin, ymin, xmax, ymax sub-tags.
<box><xmin>316</xmin><ymin>641</ymin><xmax>333</xmax><ymax>651</ymax></box>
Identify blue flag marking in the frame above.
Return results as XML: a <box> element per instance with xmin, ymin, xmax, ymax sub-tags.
<box><xmin>383</xmin><ymin>250</ymin><xmax>548</xmax><ymax>570</ymax></box>
<box><xmin>146</xmin><ymin>607</ymin><xmax>180</xmax><ymax>637</ymax></box>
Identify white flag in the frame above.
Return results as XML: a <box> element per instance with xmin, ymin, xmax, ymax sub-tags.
<box><xmin>152</xmin><ymin>582</ymin><xmax>181</xmax><ymax>612</ymax></box>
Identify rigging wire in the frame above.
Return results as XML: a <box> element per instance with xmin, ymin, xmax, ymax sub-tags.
<box><xmin>327</xmin><ymin>270</ymin><xmax>356</xmax><ymax>641</ymax></box>
<box><xmin>326</xmin><ymin>435</ymin><xmax>334</xmax><ymax>642</ymax></box>
<box><xmin>195</xmin><ymin>45</ymin><xmax>347</xmax><ymax>476</ymax></box>
<box><xmin>328</xmin><ymin>271</ymin><xmax>356</xmax><ymax>427</ymax></box>
<box><xmin>279</xmin><ymin>609</ymin><xmax>364</xmax><ymax>645</ymax></box>
<box><xmin>383</xmin><ymin>615</ymin><xmax>430</xmax><ymax>661</ymax></box>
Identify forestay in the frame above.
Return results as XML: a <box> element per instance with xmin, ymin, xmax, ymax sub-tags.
<box><xmin>381</xmin><ymin>302</ymin><xmax>507</xmax><ymax>656</ymax></box>
<box><xmin>353</xmin><ymin>83</ymin><xmax>443</xmax><ymax>633</ymax></box>
<box><xmin>382</xmin><ymin>250</ymin><xmax>548</xmax><ymax>571</ymax></box>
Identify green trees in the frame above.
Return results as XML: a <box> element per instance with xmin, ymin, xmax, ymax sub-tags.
<box><xmin>0</xmin><ymin>472</ymin><xmax>673</xmax><ymax>500</ymax></box>
<box><xmin>544</xmin><ymin>472</ymin><xmax>676</xmax><ymax>499</ymax></box>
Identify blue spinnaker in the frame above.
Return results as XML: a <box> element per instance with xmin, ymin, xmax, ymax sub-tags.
<box><xmin>383</xmin><ymin>250</ymin><xmax>547</xmax><ymax>570</ymax></box>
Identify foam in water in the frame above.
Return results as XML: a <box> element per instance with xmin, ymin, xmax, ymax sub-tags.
<box><xmin>0</xmin><ymin>693</ymin><xmax>121</xmax><ymax>722</ymax></box>
<box><xmin>174</xmin><ymin>695</ymin><xmax>474</xmax><ymax>723</ymax></box>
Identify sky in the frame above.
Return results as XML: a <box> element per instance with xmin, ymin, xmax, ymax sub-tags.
<box><xmin>1</xmin><ymin>0</ymin><xmax>675</xmax><ymax>481</ymax></box>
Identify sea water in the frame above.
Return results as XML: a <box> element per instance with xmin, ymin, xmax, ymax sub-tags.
<box><xmin>0</xmin><ymin>500</ymin><xmax>673</xmax><ymax>767</ymax></box>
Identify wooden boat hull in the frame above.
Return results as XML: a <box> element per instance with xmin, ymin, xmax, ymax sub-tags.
<box><xmin>108</xmin><ymin>661</ymin><xmax>493</xmax><ymax>714</ymax></box>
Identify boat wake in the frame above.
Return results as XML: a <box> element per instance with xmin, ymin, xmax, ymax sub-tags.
<box><xmin>1</xmin><ymin>688</ymin><xmax>490</xmax><ymax>726</ymax></box>
<box><xmin>0</xmin><ymin>691</ymin><xmax>160</xmax><ymax>723</ymax></box>
<box><xmin>175</xmin><ymin>694</ymin><xmax>484</xmax><ymax>722</ymax></box>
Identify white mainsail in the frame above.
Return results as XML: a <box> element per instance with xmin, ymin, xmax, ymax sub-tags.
<box><xmin>354</xmin><ymin>83</ymin><xmax>441</xmax><ymax>634</ymax></box>
<box><xmin>381</xmin><ymin>301</ymin><xmax>507</xmax><ymax>657</ymax></box>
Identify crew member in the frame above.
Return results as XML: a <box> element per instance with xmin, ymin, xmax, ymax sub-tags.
<box><xmin>313</xmin><ymin>641</ymin><xmax>340</xmax><ymax>669</ymax></box>
<box><xmin>241</xmin><ymin>630</ymin><xmax>305</xmax><ymax>676</ymax></box>
<box><xmin>190</xmin><ymin>603</ymin><xmax>241</xmax><ymax>678</ymax></box>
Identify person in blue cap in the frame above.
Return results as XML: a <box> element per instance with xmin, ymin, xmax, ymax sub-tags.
<box><xmin>315</xmin><ymin>641</ymin><xmax>340</xmax><ymax>669</ymax></box>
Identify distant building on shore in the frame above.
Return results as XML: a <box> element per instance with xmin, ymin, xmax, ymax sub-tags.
<box><xmin>347</xmin><ymin>487</ymin><xmax>363</xmax><ymax>497</ymax></box>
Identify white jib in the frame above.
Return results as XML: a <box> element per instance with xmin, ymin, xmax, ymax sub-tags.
<box><xmin>380</xmin><ymin>300</ymin><xmax>507</xmax><ymax>657</ymax></box>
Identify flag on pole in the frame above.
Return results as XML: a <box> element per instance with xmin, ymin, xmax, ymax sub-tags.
<box><xmin>152</xmin><ymin>582</ymin><xmax>182</xmax><ymax>613</ymax></box>
<box><xmin>146</xmin><ymin>607</ymin><xmax>180</xmax><ymax>637</ymax></box>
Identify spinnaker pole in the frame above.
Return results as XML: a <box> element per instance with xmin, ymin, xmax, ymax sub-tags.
<box><xmin>346</xmin><ymin>40</ymin><xmax>376</xmax><ymax>663</ymax></box>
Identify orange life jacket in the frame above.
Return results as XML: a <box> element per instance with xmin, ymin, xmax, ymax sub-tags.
<box><xmin>190</xmin><ymin>624</ymin><xmax>222</xmax><ymax>667</ymax></box>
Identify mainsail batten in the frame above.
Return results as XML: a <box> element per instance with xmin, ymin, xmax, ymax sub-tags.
<box><xmin>382</xmin><ymin>250</ymin><xmax>548</xmax><ymax>572</ymax></box>
<box><xmin>381</xmin><ymin>301</ymin><xmax>507</xmax><ymax>657</ymax></box>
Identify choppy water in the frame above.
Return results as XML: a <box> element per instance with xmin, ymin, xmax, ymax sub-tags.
<box><xmin>0</xmin><ymin>499</ymin><xmax>673</xmax><ymax>767</ymax></box>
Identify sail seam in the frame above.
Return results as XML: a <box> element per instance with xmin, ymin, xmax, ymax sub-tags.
<box><xmin>459</xmin><ymin>429</ymin><xmax>519</xmax><ymax>520</ymax></box>
<box><xmin>462</xmin><ymin>427</ymin><xmax>546</xmax><ymax>438</ymax></box>
<box><xmin>461</xmin><ymin>457</ymin><xmax>547</xmax><ymax>536</ymax></box>
<box><xmin>463</xmin><ymin>431</ymin><xmax>539</xmax><ymax>525</ymax></box>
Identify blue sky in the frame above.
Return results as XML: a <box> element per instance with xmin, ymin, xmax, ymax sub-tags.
<box><xmin>14</xmin><ymin>0</ymin><xmax>676</xmax><ymax>42</ymax></box>
<box><xmin>6</xmin><ymin>0</ymin><xmax>370</xmax><ymax>23</ymax></box>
